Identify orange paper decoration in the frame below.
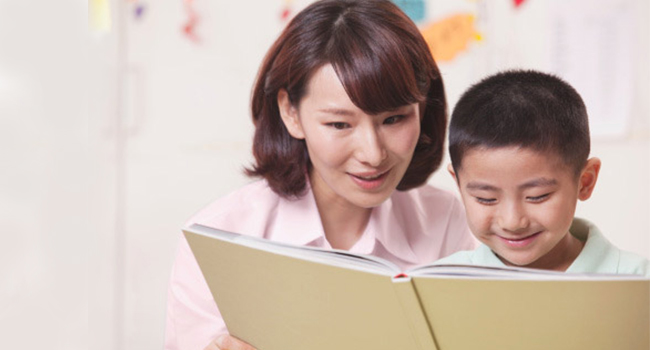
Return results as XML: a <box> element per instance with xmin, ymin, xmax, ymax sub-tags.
<box><xmin>420</xmin><ymin>13</ymin><xmax>481</xmax><ymax>63</ymax></box>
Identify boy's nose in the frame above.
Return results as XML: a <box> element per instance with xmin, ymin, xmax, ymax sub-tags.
<box><xmin>355</xmin><ymin>126</ymin><xmax>387</xmax><ymax>167</ymax></box>
<box><xmin>498</xmin><ymin>203</ymin><xmax>530</xmax><ymax>233</ymax></box>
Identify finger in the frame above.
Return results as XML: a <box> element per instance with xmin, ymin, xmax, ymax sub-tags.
<box><xmin>215</xmin><ymin>335</ymin><xmax>257</xmax><ymax>350</ymax></box>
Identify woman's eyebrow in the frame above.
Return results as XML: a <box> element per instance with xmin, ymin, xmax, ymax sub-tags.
<box><xmin>317</xmin><ymin>108</ymin><xmax>355</xmax><ymax>116</ymax></box>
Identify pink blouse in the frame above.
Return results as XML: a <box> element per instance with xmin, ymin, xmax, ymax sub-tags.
<box><xmin>164</xmin><ymin>180</ymin><xmax>476</xmax><ymax>350</ymax></box>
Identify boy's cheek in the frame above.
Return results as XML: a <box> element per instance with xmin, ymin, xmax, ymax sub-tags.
<box><xmin>464</xmin><ymin>207</ymin><xmax>489</xmax><ymax>233</ymax></box>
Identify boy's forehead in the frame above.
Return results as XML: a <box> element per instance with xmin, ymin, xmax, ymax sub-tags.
<box><xmin>457</xmin><ymin>146</ymin><xmax>572</xmax><ymax>176</ymax></box>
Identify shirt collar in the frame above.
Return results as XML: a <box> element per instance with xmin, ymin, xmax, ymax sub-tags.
<box><xmin>270</xmin><ymin>186</ymin><xmax>326</xmax><ymax>246</ymax></box>
<box><xmin>270</xmin><ymin>185</ymin><xmax>419</xmax><ymax>266</ymax></box>
<box><xmin>566</xmin><ymin>218</ymin><xmax>619</xmax><ymax>274</ymax></box>
<box><xmin>474</xmin><ymin>244</ymin><xmax>508</xmax><ymax>267</ymax></box>
<box><xmin>367</xmin><ymin>194</ymin><xmax>420</xmax><ymax>265</ymax></box>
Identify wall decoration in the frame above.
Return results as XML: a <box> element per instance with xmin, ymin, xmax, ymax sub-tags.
<box><xmin>134</xmin><ymin>3</ymin><xmax>146</xmax><ymax>19</ymax></box>
<box><xmin>182</xmin><ymin>0</ymin><xmax>200</xmax><ymax>42</ymax></box>
<box><xmin>420</xmin><ymin>13</ymin><xmax>482</xmax><ymax>63</ymax></box>
<box><xmin>392</xmin><ymin>0</ymin><xmax>426</xmax><ymax>24</ymax></box>
<box><xmin>547</xmin><ymin>0</ymin><xmax>634</xmax><ymax>137</ymax></box>
<box><xmin>90</xmin><ymin>0</ymin><xmax>111</xmax><ymax>33</ymax></box>
<box><xmin>513</xmin><ymin>0</ymin><xmax>527</xmax><ymax>8</ymax></box>
<box><xmin>127</xmin><ymin>0</ymin><xmax>146</xmax><ymax>20</ymax></box>
<box><xmin>280</xmin><ymin>0</ymin><xmax>295</xmax><ymax>21</ymax></box>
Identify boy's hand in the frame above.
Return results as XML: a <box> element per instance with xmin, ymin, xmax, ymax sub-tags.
<box><xmin>204</xmin><ymin>334</ymin><xmax>257</xmax><ymax>350</ymax></box>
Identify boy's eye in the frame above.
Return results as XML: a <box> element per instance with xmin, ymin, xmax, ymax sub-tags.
<box><xmin>327</xmin><ymin>122</ymin><xmax>350</xmax><ymax>130</ymax></box>
<box><xmin>527</xmin><ymin>193</ymin><xmax>550</xmax><ymax>202</ymax></box>
<box><xmin>383</xmin><ymin>115</ymin><xmax>405</xmax><ymax>125</ymax></box>
<box><xmin>475</xmin><ymin>197</ymin><xmax>496</xmax><ymax>205</ymax></box>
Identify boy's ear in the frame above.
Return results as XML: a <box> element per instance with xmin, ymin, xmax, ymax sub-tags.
<box><xmin>277</xmin><ymin>89</ymin><xmax>305</xmax><ymax>139</ymax></box>
<box><xmin>578</xmin><ymin>157</ymin><xmax>601</xmax><ymax>201</ymax></box>
<box><xmin>447</xmin><ymin>164</ymin><xmax>459</xmax><ymax>184</ymax></box>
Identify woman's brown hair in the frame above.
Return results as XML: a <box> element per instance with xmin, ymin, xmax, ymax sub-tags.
<box><xmin>246</xmin><ymin>0</ymin><xmax>447</xmax><ymax>198</ymax></box>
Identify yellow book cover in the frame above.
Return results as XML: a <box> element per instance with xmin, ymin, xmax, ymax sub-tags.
<box><xmin>184</xmin><ymin>224</ymin><xmax>650</xmax><ymax>350</ymax></box>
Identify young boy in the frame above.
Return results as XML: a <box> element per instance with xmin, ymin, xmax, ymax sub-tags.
<box><xmin>436</xmin><ymin>69</ymin><xmax>649</xmax><ymax>275</ymax></box>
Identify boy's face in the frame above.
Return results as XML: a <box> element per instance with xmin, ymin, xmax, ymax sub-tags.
<box><xmin>451</xmin><ymin>147</ymin><xmax>599</xmax><ymax>271</ymax></box>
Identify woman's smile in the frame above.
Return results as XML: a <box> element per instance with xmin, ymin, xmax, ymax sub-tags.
<box><xmin>348</xmin><ymin>169</ymin><xmax>390</xmax><ymax>190</ymax></box>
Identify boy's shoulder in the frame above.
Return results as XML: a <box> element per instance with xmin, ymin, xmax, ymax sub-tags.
<box><xmin>617</xmin><ymin>250</ymin><xmax>650</xmax><ymax>277</ymax></box>
<box><xmin>569</xmin><ymin>218</ymin><xmax>650</xmax><ymax>276</ymax></box>
<box><xmin>434</xmin><ymin>244</ymin><xmax>504</xmax><ymax>267</ymax></box>
<box><xmin>433</xmin><ymin>250</ymin><xmax>474</xmax><ymax>266</ymax></box>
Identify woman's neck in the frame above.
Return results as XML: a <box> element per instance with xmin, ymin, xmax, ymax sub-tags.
<box><xmin>309</xmin><ymin>175</ymin><xmax>373</xmax><ymax>250</ymax></box>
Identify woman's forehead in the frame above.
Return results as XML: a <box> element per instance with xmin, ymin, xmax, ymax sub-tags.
<box><xmin>301</xmin><ymin>63</ymin><xmax>420</xmax><ymax>116</ymax></box>
<box><xmin>298</xmin><ymin>59</ymin><xmax>423</xmax><ymax>116</ymax></box>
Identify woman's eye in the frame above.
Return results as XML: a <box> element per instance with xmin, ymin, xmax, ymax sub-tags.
<box><xmin>384</xmin><ymin>115</ymin><xmax>404</xmax><ymax>125</ymax></box>
<box><xmin>476</xmin><ymin>197</ymin><xmax>496</xmax><ymax>205</ymax></box>
<box><xmin>327</xmin><ymin>122</ymin><xmax>349</xmax><ymax>130</ymax></box>
<box><xmin>527</xmin><ymin>193</ymin><xmax>550</xmax><ymax>202</ymax></box>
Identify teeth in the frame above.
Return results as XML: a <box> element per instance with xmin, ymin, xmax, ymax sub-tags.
<box><xmin>358</xmin><ymin>174</ymin><xmax>382</xmax><ymax>180</ymax></box>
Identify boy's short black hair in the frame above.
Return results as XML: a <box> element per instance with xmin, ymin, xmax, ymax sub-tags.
<box><xmin>449</xmin><ymin>69</ymin><xmax>590</xmax><ymax>175</ymax></box>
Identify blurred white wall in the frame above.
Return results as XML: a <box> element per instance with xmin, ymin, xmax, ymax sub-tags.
<box><xmin>0</xmin><ymin>1</ymin><xmax>88</xmax><ymax>349</ymax></box>
<box><xmin>0</xmin><ymin>1</ymin><xmax>647</xmax><ymax>350</ymax></box>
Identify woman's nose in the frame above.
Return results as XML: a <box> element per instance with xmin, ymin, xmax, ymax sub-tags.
<box><xmin>355</xmin><ymin>125</ymin><xmax>387</xmax><ymax>167</ymax></box>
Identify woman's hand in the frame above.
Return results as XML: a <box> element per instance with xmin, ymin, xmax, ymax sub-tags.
<box><xmin>204</xmin><ymin>335</ymin><xmax>257</xmax><ymax>350</ymax></box>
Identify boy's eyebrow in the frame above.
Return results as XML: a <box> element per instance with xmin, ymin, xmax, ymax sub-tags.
<box><xmin>465</xmin><ymin>178</ymin><xmax>557</xmax><ymax>191</ymax></box>
<box><xmin>465</xmin><ymin>182</ymin><xmax>499</xmax><ymax>191</ymax></box>
<box><xmin>519</xmin><ymin>177</ymin><xmax>558</xmax><ymax>189</ymax></box>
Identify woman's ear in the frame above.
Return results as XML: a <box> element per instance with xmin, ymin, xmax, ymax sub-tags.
<box><xmin>277</xmin><ymin>89</ymin><xmax>305</xmax><ymax>139</ymax></box>
<box><xmin>578</xmin><ymin>157</ymin><xmax>601</xmax><ymax>201</ymax></box>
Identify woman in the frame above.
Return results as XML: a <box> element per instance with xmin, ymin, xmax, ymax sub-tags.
<box><xmin>165</xmin><ymin>1</ymin><xmax>475</xmax><ymax>349</ymax></box>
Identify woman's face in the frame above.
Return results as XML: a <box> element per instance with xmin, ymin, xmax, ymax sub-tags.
<box><xmin>278</xmin><ymin>64</ymin><xmax>421</xmax><ymax>210</ymax></box>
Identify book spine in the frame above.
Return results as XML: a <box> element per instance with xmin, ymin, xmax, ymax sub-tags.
<box><xmin>392</xmin><ymin>276</ymin><xmax>439</xmax><ymax>350</ymax></box>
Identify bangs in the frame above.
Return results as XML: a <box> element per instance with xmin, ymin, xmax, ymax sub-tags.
<box><xmin>326</xmin><ymin>13</ymin><xmax>428</xmax><ymax>114</ymax></box>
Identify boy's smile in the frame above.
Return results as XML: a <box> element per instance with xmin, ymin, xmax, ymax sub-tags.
<box><xmin>451</xmin><ymin>147</ymin><xmax>600</xmax><ymax>271</ymax></box>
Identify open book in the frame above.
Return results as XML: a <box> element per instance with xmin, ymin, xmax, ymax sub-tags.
<box><xmin>184</xmin><ymin>224</ymin><xmax>650</xmax><ymax>350</ymax></box>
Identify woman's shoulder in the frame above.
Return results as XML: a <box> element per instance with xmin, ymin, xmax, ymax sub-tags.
<box><xmin>185</xmin><ymin>180</ymin><xmax>282</xmax><ymax>234</ymax></box>
<box><xmin>386</xmin><ymin>184</ymin><xmax>475</xmax><ymax>255</ymax></box>
<box><xmin>404</xmin><ymin>182</ymin><xmax>457</xmax><ymax>198</ymax></box>
<box><xmin>392</xmin><ymin>183</ymin><xmax>464</xmax><ymax>216</ymax></box>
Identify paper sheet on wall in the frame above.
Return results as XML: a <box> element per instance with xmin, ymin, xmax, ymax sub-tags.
<box><xmin>89</xmin><ymin>0</ymin><xmax>111</xmax><ymax>33</ymax></box>
<box><xmin>437</xmin><ymin>0</ymin><xmax>636</xmax><ymax>138</ymax></box>
<box><xmin>546</xmin><ymin>0</ymin><xmax>634</xmax><ymax>138</ymax></box>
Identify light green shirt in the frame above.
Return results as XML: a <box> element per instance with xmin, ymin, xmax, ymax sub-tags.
<box><xmin>435</xmin><ymin>218</ymin><xmax>650</xmax><ymax>276</ymax></box>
